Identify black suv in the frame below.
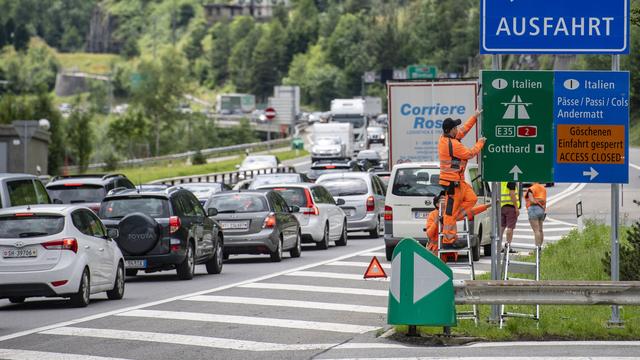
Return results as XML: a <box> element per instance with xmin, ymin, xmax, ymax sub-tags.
<box><xmin>46</xmin><ymin>174</ymin><xmax>135</xmax><ymax>212</ymax></box>
<box><xmin>99</xmin><ymin>187</ymin><xmax>223</xmax><ymax>280</ymax></box>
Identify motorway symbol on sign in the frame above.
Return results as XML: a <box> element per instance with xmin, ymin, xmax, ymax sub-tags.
<box><xmin>481</xmin><ymin>71</ymin><xmax>554</xmax><ymax>182</ymax></box>
<box><xmin>264</xmin><ymin>107</ymin><xmax>277</xmax><ymax>121</ymax></box>
<box><xmin>480</xmin><ymin>0</ymin><xmax>630</xmax><ymax>54</ymax></box>
<box><xmin>387</xmin><ymin>238</ymin><xmax>456</xmax><ymax>327</ymax></box>
<box><xmin>553</xmin><ymin>71</ymin><xmax>629</xmax><ymax>184</ymax></box>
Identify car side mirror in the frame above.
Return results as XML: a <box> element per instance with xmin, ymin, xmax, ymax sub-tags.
<box><xmin>208</xmin><ymin>208</ymin><xmax>218</xmax><ymax>216</ymax></box>
<box><xmin>53</xmin><ymin>198</ymin><xmax>63</xmax><ymax>204</ymax></box>
<box><xmin>289</xmin><ymin>206</ymin><xmax>300</xmax><ymax>213</ymax></box>
<box><xmin>107</xmin><ymin>228</ymin><xmax>119</xmax><ymax>239</ymax></box>
<box><xmin>336</xmin><ymin>198</ymin><xmax>346</xmax><ymax>206</ymax></box>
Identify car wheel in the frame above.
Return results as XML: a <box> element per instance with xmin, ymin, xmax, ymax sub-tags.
<box><xmin>369</xmin><ymin>216</ymin><xmax>382</xmax><ymax>238</ymax></box>
<box><xmin>385</xmin><ymin>245</ymin><xmax>394</xmax><ymax>261</ymax></box>
<box><xmin>107</xmin><ymin>263</ymin><xmax>125</xmax><ymax>300</ymax></box>
<box><xmin>8</xmin><ymin>297</ymin><xmax>25</xmax><ymax>304</ymax></box>
<box><xmin>290</xmin><ymin>230</ymin><xmax>302</xmax><ymax>258</ymax></box>
<box><xmin>270</xmin><ymin>236</ymin><xmax>283</xmax><ymax>262</ymax></box>
<box><xmin>70</xmin><ymin>268</ymin><xmax>90</xmax><ymax>308</ymax></box>
<box><xmin>335</xmin><ymin>219</ymin><xmax>348</xmax><ymax>246</ymax></box>
<box><xmin>316</xmin><ymin>224</ymin><xmax>329</xmax><ymax>250</ymax></box>
<box><xmin>472</xmin><ymin>241</ymin><xmax>480</xmax><ymax>262</ymax></box>
<box><xmin>125</xmin><ymin>269</ymin><xmax>138</xmax><ymax>277</ymax></box>
<box><xmin>206</xmin><ymin>237</ymin><xmax>224</xmax><ymax>274</ymax></box>
<box><xmin>176</xmin><ymin>242</ymin><xmax>195</xmax><ymax>280</ymax></box>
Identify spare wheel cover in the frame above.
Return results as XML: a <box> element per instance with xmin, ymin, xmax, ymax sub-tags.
<box><xmin>118</xmin><ymin>212</ymin><xmax>160</xmax><ymax>255</ymax></box>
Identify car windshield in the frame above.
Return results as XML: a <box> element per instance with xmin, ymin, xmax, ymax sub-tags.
<box><xmin>332</xmin><ymin>115</ymin><xmax>365</xmax><ymax>129</ymax></box>
<box><xmin>0</xmin><ymin>215</ymin><xmax>65</xmax><ymax>238</ymax></box>
<box><xmin>392</xmin><ymin>168</ymin><xmax>443</xmax><ymax>197</ymax></box>
<box><xmin>265</xmin><ymin>187</ymin><xmax>308</xmax><ymax>207</ymax></box>
<box><xmin>250</xmin><ymin>174</ymin><xmax>300</xmax><ymax>189</ymax></box>
<box><xmin>317</xmin><ymin>178</ymin><xmax>368</xmax><ymax>196</ymax></box>
<box><xmin>316</xmin><ymin>138</ymin><xmax>340</xmax><ymax>146</ymax></box>
<box><xmin>99</xmin><ymin>197</ymin><xmax>170</xmax><ymax>219</ymax></box>
<box><xmin>242</xmin><ymin>156</ymin><xmax>276</xmax><ymax>166</ymax></box>
<box><xmin>47</xmin><ymin>185</ymin><xmax>106</xmax><ymax>204</ymax></box>
<box><xmin>210</xmin><ymin>194</ymin><xmax>269</xmax><ymax>213</ymax></box>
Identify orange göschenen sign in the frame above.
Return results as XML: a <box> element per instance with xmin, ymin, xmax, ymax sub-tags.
<box><xmin>556</xmin><ymin>124</ymin><xmax>625</xmax><ymax>164</ymax></box>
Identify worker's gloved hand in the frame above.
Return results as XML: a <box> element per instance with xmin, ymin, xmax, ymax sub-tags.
<box><xmin>479</xmin><ymin>136</ymin><xmax>487</xmax><ymax>142</ymax></box>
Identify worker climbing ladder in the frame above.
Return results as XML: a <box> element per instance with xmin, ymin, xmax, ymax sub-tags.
<box><xmin>500</xmin><ymin>242</ymin><xmax>541</xmax><ymax>328</ymax></box>
<box><xmin>437</xmin><ymin>203</ymin><xmax>479</xmax><ymax>325</ymax></box>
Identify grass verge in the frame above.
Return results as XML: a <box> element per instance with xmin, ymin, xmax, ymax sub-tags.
<box><xmin>117</xmin><ymin>149</ymin><xmax>308</xmax><ymax>184</ymax></box>
<box><xmin>55</xmin><ymin>52</ymin><xmax>122</xmax><ymax>74</ymax></box>
<box><xmin>407</xmin><ymin>221</ymin><xmax>640</xmax><ymax>340</ymax></box>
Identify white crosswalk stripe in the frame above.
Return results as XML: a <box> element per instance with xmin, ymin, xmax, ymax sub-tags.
<box><xmin>0</xmin><ymin>349</ymin><xmax>131</xmax><ymax>360</ymax></box>
<box><xmin>239</xmin><ymin>282</ymin><xmax>388</xmax><ymax>296</ymax></box>
<box><xmin>286</xmin><ymin>270</ymin><xmax>388</xmax><ymax>281</ymax></box>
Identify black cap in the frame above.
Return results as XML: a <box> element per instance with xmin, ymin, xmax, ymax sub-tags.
<box><xmin>442</xmin><ymin>118</ymin><xmax>462</xmax><ymax>133</ymax></box>
<box><xmin>433</xmin><ymin>194</ymin><xmax>441</xmax><ymax>207</ymax></box>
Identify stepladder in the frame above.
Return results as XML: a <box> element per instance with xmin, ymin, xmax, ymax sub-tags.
<box><xmin>500</xmin><ymin>242</ymin><xmax>541</xmax><ymax>328</ymax></box>
<box><xmin>437</xmin><ymin>205</ymin><xmax>478</xmax><ymax>325</ymax></box>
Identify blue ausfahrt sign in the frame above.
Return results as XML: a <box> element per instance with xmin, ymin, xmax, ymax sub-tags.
<box><xmin>480</xmin><ymin>0</ymin><xmax>629</xmax><ymax>54</ymax></box>
<box><xmin>554</xmin><ymin>71</ymin><xmax>629</xmax><ymax>184</ymax></box>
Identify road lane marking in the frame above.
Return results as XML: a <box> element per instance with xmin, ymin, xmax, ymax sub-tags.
<box><xmin>183</xmin><ymin>295</ymin><xmax>387</xmax><ymax>314</ymax></box>
<box><xmin>547</xmin><ymin>183</ymin><xmax>587</xmax><ymax>209</ymax></box>
<box><xmin>117</xmin><ymin>309</ymin><xmax>379</xmax><ymax>334</ymax></box>
<box><xmin>320</xmin><ymin>357</ymin><xmax>638</xmax><ymax>360</ymax></box>
<box><xmin>513</xmin><ymin>227</ymin><xmax>575</xmax><ymax>233</ymax></box>
<box><xmin>361</xmin><ymin>252</ymin><xmax>386</xmax><ymax>257</ymax></box>
<box><xmin>0</xmin><ymin>245</ymin><xmax>384</xmax><ymax>343</ymax></box>
<box><xmin>329</xmin><ymin>261</ymin><xmax>392</xmax><ymax>269</ymax></box>
<box><xmin>466</xmin><ymin>340</ymin><xmax>640</xmax><ymax>348</ymax></box>
<box><xmin>630</xmin><ymin>162</ymin><xmax>640</xmax><ymax>171</ymax></box>
<box><xmin>286</xmin><ymin>271</ymin><xmax>390</xmax><ymax>281</ymax></box>
<box><xmin>239</xmin><ymin>282</ymin><xmax>388</xmax><ymax>296</ymax></box>
<box><xmin>0</xmin><ymin>349</ymin><xmax>130</xmax><ymax>360</ymax></box>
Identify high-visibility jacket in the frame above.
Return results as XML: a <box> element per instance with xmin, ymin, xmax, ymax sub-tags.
<box><xmin>438</xmin><ymin>115</ymin><xmax>485</xmax><ymax>183</ymax></box>
<box><xmin>525</xmin><ymin>183</ymin><xmax>547</xmax><ymax>209</ymax></box>
<box><xmin>425</xmin><ymin>209</ymin><xmax>439</xmax><ymax>253</ymax></box>
<box><xmin>501</xmin><ymin>182</ymin><xmax>519</xmax><ymax>208</ymax></box>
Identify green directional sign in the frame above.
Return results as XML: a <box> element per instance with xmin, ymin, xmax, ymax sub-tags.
<box><xmin>482</xmin><ymin>71</ymin><xmax>554</xmax><ymax>182</ymax></box>
<box><xmin>407</xmin><ymin>65</ymin><xmax>437</xmax><ymax>80</ymax></box>
<box><xmin>387</xmin><ymin>238</ymin><xmax>456</xmax><ymax>327</ymax></box>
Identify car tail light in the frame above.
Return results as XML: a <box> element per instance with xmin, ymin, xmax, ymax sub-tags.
<box><xmin>384</xmin><ymin>205</ymin><xmax>393</xmax><ymax>221</ymax></box>
<box><xmin>169</xmin><ymin>216</ymin><xmax>181</xmax><ymax>234</ymax></box>
<box><xmin>63</xmin><ymin>183</ymin><xmax>84</xmax><ymax>187</ymax></box>
<box><xmin>14</xmin><ymin>213</ymin><xmax>34</xmax><ymax>217</ymax></box>
<box><xmin>170</xmin><ymin>238</ymin><xmax>181</xmax><ymax>252</ymax></box>
<box><xmin>51</xmin><ymin>280</ymin><xmax>68</xmax><ymax>287</ymax></box>
<box><xmin>366</xmin><ymin>196</ymin><xmax>375</xmax><ymax>212</ymax></box>
<box><xmin>263</xmin><ymin>213</ymin><xmax>277</xmax><ymax>228</ymax></box>
<box><xmin>42</xmin><ymin>238</ymin><xmax>78</xmax><ymax>253</ymax></box>
<box><xmin>302</xmin><ymin>189</ymin><xmax>319</xmax><ymax>215</ymax></box>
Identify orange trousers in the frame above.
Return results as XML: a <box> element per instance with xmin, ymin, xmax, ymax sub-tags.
<box><xmin>441</xmin><ymin>181</ymin><xmax>478</xmax><ymax>243</ymax></box>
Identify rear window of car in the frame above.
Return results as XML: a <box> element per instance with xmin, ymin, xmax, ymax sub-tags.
<box><xmin>308</xmin><ymin>167</ymin><xmax>349</xmax><ymax>179</ymax></box>
<box><xmin>181</xmin><ymin>184</ymin><xmax>223</xmax><ymax>197</ymax></box>
<box><xmin>317</xmin><ymin>178</ymin><xmax>368</xmax><ymax>196</ymax></box>
<box><xmin>209</xmin><ymin>194</ymin><xmax>269</xmax><ymax>213</ymax></box>
<box><xmin>47</xmin><ymin>185</ymin><xmax>106</xmax><ymax>204</ymax></box>
<box><xmin>99</xmin><ymin>197</ymin><xmax>170</xmax><ymax>219</ymax></box>
<box><xmin>0</xmin><ymin>215</ymin><xmax>65</xmax><ymax>238</ymax></box>
<box><xmin>250</xmin><ymin>174</ymin><xmax>300</xmax><ymax>189</ymax></box>
<box><xmin>391</xmin><ymin>168</ymin><xmax>443</xmax><ymax>197</ymax></box>
<box><xmin>264</xmin><ymin>187</ymin><xmax>308</xmax><ymax>207</ymax></box>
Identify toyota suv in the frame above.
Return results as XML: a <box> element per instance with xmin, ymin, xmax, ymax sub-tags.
<box><xmin>383</xmin><ymin>162</ymin><xmax>492</xmax><ymax>261</ymax></box>
<box><xmin>99</xmin><ymin>187</ymin><xmax>223</xmax><ymax>280</ymax></box>
<box><xmin>46</xmin><ymin>174</ymin><xmax>135</xmax><ymax>213</ymax></box>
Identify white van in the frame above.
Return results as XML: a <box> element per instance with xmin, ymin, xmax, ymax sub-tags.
<box><xmin>383</xmin><ymin>162</ymin><xmax>492</xmax><ymax>261</ymax></box>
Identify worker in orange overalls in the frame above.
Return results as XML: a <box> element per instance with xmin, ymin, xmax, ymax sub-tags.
<box><xmin>438</xmin><ymin>111</ymin><xmax>486</xmax><ymax>246</ymax></box>
<box><xmin>425</xmin><ymin>194</ymin><xmax>442</xmax><ymax>254</ymax></box>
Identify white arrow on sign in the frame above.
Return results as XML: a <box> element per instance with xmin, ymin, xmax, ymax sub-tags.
<box><xmin>413</xmin><ymin>253</ymin><xmax>449</xmax><ymax>304</ymax></box>
<box><xmin>583</xmin><ymin>167</ymin><xmax>599</xmax><ymax>180</ymax></box>
<box><xmin>509</xmin><ymin>165</ymin><xmax>523</xmax><ymax>181</ymax></box>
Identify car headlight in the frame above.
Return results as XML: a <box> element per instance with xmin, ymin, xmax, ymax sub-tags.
<box><xmin>380</xmin><ymin>135</ymin><xmax>385</xmax><ymax>139</ymax></box>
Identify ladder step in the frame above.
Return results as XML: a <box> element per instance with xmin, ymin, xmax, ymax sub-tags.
<box><xmin>502</xmin><ymin>312</ymin><xmax>539</xmax><ymax>320</ymax></box>
<box><xmin>509</xmin><ymin>242</ymin><xmax>540</xmax><ymax>250</ymax></box>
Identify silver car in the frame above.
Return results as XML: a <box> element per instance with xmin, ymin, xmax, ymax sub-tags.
<box><xmin>256</xmin><ymin>183</ymin><xmax>347</xmax><ymax>249</ymax></box>
<box><xmin>316</xmin><ymin>172</ymin><xmax>386</xmax><ymax>238</ymax></box>
<box><xmin>311</xmin><ymin>137</ymin><xmax>345</xmax><ymax>162</ymax></box>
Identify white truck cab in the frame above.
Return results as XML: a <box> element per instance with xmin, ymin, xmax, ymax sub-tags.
<box><xmin>330</xmin><ymin>99</ymin><xmax>368</xmax><ymax>153</ymax></box>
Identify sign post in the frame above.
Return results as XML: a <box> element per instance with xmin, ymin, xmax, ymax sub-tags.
<box><xmin>264</xmin><ymin>107</ymin><xmax>276</xmax><ymax>150</ymax></box>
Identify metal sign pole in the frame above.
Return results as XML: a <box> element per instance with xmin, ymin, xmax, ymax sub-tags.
<box><xmin>609</xmin><ymin>54</ymin><xmax>622</xmax><ymax>327</ymax></box>
<box><xmin>489</xmin><ymin>54</ymin><xmax>502</xmax><ymax>323</ymax></box>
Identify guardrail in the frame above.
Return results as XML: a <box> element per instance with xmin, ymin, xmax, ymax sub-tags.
<box><xmin>454</xmin><ymin>280</ymin><xmax>640</xmax><ymax>305</ymax></box>
<box><xmin>151</xmin><ymin>166</ymin><xmax>296</xmax><ymax>186</ymax></box>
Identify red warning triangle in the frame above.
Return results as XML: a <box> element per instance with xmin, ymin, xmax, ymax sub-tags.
<box><xmin>364</xmin><ymin>256</ymin><xmax>387</xmax><ymax>279</ymax></box>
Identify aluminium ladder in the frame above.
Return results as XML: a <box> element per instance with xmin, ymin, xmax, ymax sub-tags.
<box><xmin>437</xmin><ymin>204</ymin><xmax>478</xmax><ymax>325</ymax></box>
<box><xmin>500</xmin><ymin>242</ymin><xmax>541</xmax><ymax>329</ymax></box>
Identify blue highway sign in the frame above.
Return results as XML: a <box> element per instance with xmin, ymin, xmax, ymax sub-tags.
<box><xmin>554</xmin><ymin>71</ymin><xmax>629</xmax><ymax>184</ymax></box>
<box><xmin>480</xmin><ymin>0</ymin><xmax>630</xmax><ymax>54</ymax></box>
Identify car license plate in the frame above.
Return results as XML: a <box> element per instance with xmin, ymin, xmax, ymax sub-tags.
<box><xmin>2</xmin><ymin>248</ymin><xmax>37</xmax><ymax>258</ymax></box>
<box><xmin>413</xmin><ymin>211</ymin><xmax>428</xmax><ymax>219</ymax></box>
<box><xmin>343</xmin><ymin>208</ymin><xmax>356</xmax><ymax>217</ymax></box>
<box><xmin>221</xmin><ymin>221</ymin><xmax>249</xmax><ymax>230</ymax></box>
<box><xmin>125</xmin><ymin>260</ymin><xmax>147</xmax><ymax>269</ymax></box>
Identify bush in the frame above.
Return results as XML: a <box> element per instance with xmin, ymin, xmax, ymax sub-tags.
<box><xmin>603</xmin><ymin>221</ymin><xmax>640</xmax><ymax>281</ymax></box>
<box><xmin>191</xmin><ymin>150</ymin><xmax>206</xmax><ymax>165</ymax></box>
<box><xmin>103</xmin><ymin>152</ymin><xmax>120</xmax><ymax>172</ymax></box>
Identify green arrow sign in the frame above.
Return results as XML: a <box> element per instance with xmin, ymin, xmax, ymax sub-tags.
<box><xmin>481</xmin><ymin>71</ymin><xmax>554</xmax><ymax>182</ymax></box>
<box><xmin>407</xmin><ymin>65</ymin><xmax>437</xmax><ymax>80</ymax></box>
<box><xmin>387</xmin><ymin>238</ymin><xmax>456</xmax><ymax>327</ymax></box>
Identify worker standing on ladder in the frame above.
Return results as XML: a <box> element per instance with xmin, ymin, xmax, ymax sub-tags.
<box><xmin>425</xmin><ymin>193</ymin><xmax>442</xmax><ymax>254</ymax></box>
<box><xmin>438</xmin><ymin>111</ymin><xmax>486</xmax><ymax>246</ymax></box>
<box><xmin>500</xmin><ymin>181</ymin><xmax>519</xmax><ymax>253</ymax></box>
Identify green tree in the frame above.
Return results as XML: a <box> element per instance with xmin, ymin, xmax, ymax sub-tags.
<box><xmin>12</xmin><ymin>23</ymin><xmax>29</xmax><ymax>51</ymax></box>
<box><xmin>183</xmin><ymin>18</ymin><xmax>208</xmax><ymax>63</ymax></box>
<box><xmin>228</xmin><ymin>27</ymin><xmax>261</xmax><ymax>93</ymax></box>
<box><xmin>202</xmin><ymin>22</ymin><xmax>231</xmax><ymax>87</ymax></box>
<box><xmin>108</xmin><ymin>109</ymin><xmax>151</xmax><ymax>159</ymax></box>
<box><xmin>0</xmin><ymin>42</ymin><xmax>59</xmax><ymax>94</ymax></box>
<box><xmin>66</xmin><ymin>103</ymin><xmax>94</xmax><ymax>173</ymax></box>
<box><xmin>286</xmin><ymin>0</ymin><xmax>319</xmax><ymax>64</ymax></box>
<box><xmin>252</xmin><ymin>21</ymin><xmax>287</xmax><ymax>99</ymax></box>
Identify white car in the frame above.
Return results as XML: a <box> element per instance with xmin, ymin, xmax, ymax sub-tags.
<box><xmin>255</xmin><ymin>183</ymin><xmax>348</xmax><ymax>249</ymax></box>
<box><xmin>236</xmin><ymin>155</ymin><xmax>281</xmax><ymax>180</ymax></box>
<box><xmin>383</xmin><ymin>162</ymin><xmax>492</xmax><ymax>261</ymax></box>
<box><xmin>0</xmin><ymin>205</ymin><xmax>125</xmax><ymax>307</ymax></box>
<box><xmin>311</xmin><ymin>137</ymin><xmax>345</xmax><ymax>162</ymax></box>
